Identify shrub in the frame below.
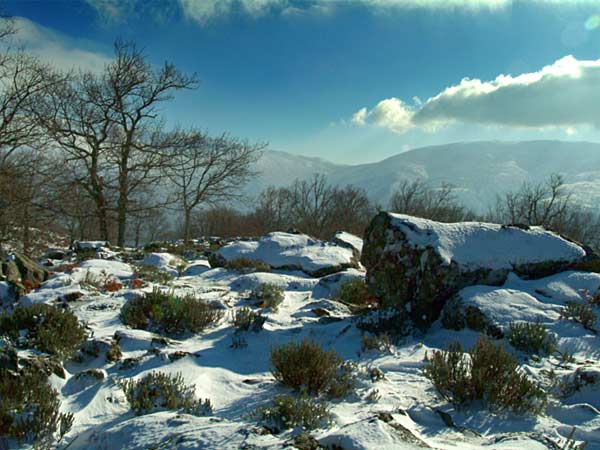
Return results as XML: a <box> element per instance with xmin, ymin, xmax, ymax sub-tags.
<box><xmin>0</xmin><ymin>304</ymin><xmax>87</xmax><ymax>360</ymax></box>
<box><xmin>336</xmin><ymin>279</ymin><xmax>376</xmax><ymax>307</ymax></box>
<box><xmin>121</xmin><ymin>371</ymin><xmax>212</xmax><ymax>416</ymax></box>
<box><xmin>224</xmin><ymin>257</ymin><xmax>271</xmax><ymax>273</ymax></box>
<box><xmin>233</xmin><ymin>307</ymin><xmax>266</xmax><ymax>332</ymax></box>
<box><xmin>561</xmin><ymin>301</ymin><xmax>597</xmax><ymax>332</ymax></box>
<box><xmin>106</xmin><ymin>342</ymin><xmax>123</xmax><ymax>362</ymax></box>
<box><xmin>0</xmin><ymin>366</ymin><xmax>73</xmax><ymax>448</ymax></box>
<box><xmin>120</xmin><ymin>288</ymin><xmax>223</xmax><ymax>335</ymax></box>
<box><xmin>253</xmin><ymin>394</ymin><xmax>330</xmax><ymax>433</ymax></box>
<box><xmin>270</xmin><ymin>338</ymin><xmax>355</xmax><ymax>398</ymax></box>
<box><xmin>507</xmin><ymin>322</ymin><xmax>557</xmax><ymax>355</ymax></box>
<box><xmin>423</xmin><ymin>337</ymin><xmax>546</xmax><ymax>414</ymax></box>
<box><xmin>134</xmin><ymin>265</ymin><xmax>175</xmax><ymax>285</ymax></box>
<box><xmin>252</xmin><ymin>283</ymin><xmax>284</xmax><ymax>311</ymax></box>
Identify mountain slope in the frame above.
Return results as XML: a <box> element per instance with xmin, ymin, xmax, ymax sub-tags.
<box><xmin>254</xmin><ymin>140</ymin><xmax>600</xmax><ymax>212</ymax></box>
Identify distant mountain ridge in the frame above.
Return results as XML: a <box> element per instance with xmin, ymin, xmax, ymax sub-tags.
<box><xmin>249</xmin><ymin>140</ymin><xmax>600</xmax><ymax>212</ymax></box>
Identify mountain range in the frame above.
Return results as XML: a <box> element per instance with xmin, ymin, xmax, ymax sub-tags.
<box><xmin>247</xmin><ymin>140</ymin><xmax>600</xmax><ymax>213</ymax></box>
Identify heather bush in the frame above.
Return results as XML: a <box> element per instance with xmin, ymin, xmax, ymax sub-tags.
<box><xmin>134</xmin><ymin>265</ymin><xmax>174</xmax><ymax>285</ymax></box>
<box><xmin>120</xmin><ymin>288</ymin><xmax>223</xmax><ymax>335</ymax></box>
<box><xmin>224</xmin><ymin>257</ymin><xmax>271</xmax><ymax>273</ymax></box>
<box><xmin>121</xmin><ymin>371</ymin><xmax>212</xmax><ymax>416</ymax></box>
<box><xmin>252</xmin><ymin>283</ymin><xmax>284</xmax><ymax>311</ymax></box>
<box><xmin>423</xmin><ymin>336</ymin><xmax>546</xmax><ymax>414</ymax></box>
<box><xmin>561</xmin><ymin>301</ymin><xmax>597</xmax><ymax>332</ymax></box>
<box><xmin>270</xmin><ymin>338</ymin><xmax>355</xmax><ymax>398</ymax></box>
<box><xmin>253</xmin><ymin>394</ymin><xmax>330</xmax><ymax>433</ymax></box>
<box><xmin>0</xmin><ymin>304</ymin><xmax>87</xmax><ymax>360</ymax></box>
<box><xmin>234</xmin><ymin>307</ymin><xmax>266</xmax><ymax>332</ymax></box>
<box><xmin>106</xmin><ymin>342</ymin><xmax>123</xmax><ymax>362</ymax></box>
<box><xmin>0</xmin><ymin>366</ymin><xmax>73</xmax><ymax>448</ymax></box>
<box><xmin>508</xmin><ymin>322</ymin><xmax>557</xmax><ymax>355</ymax></box>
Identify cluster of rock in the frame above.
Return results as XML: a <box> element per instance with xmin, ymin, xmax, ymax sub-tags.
<box><xmin>361</xmin><ymin>212</ymin><xmax>598</xmax><ymax>330</ymax></box>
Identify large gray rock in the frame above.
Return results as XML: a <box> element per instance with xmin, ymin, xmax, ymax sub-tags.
<box><xmin>0</xmin><ymin>253</ymin><xmax>50</xmax><ymax>298</ymax></box>
<box><xmin>12</xmin><ymin>253</ymin><xmax>49</xmax><ymax>285</ymax></box>
<box><xmin>361</xmin><ymin>212</ymin><xmax>597</xmax><ymax>330</ymax></box>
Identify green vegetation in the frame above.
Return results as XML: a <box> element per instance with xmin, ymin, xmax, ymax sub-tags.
<box><xmin>270</xmin><ymin>338</ymin><xmax>355</xmax><ymax>398</ymax></box>
<box><xmin>253</xmin><ymin>394</ymin><xmax>330</xmax><ymax>433</ymax></box>
<box><xmin>561</xmin><ymin>301</ymin><xmax>597</xmax><ymax>332</ymax></box>
<box><xmin>120</xmin><ymin>288</ymin><xmax>223</xmax><ymax>335</ymax></box>
<box><xmin>0</xmin><ymin>304</ymin><xmax>87</xmax><ymax>360</ymax></box>
<box><xmin>424</xmin><ymin>336</ymin><xmax>546</xmax><ymax>414</ymax></box>
<box><xmin>507</xmin><ymin>322</ymin><xmax>557</xmax><ymax>355</ymax></box>
<box><xmin>121</xmin><ymin>372</ymin><xmax>212</xmax><ymax>416</ymax></box>
<box><xmin>0</xmin><ymin>365</ymin><xmax>73</xmax><ymax>449</ymax></box>
<box><xmin>252</xmin><ymin>283</ymin><xmax>285</xmax><ymax>311</ymax></box>
<box><xmin>134</xmin><ymin>265</ymin><xmax>175</xmax><ymax>285</ymax></box>
<box><xmin>224</xmin><ymin>257</ymin><xmax>271</xmax><ymax>273</ymax></box>
<box><xmin>233</xmin><ymin>307</ymin><xmax>266</xmax><ymax>332</ymax></box>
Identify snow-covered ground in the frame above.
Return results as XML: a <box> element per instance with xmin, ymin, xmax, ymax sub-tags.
<box><xmin>8</xmin><ymin>235</ymin><xmax>600</xmax><ymax>450</ymax></box>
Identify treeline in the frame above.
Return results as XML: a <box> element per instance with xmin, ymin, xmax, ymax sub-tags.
<box><xmin>0</xmin><ymin>20</ymin><xmax>264</xmax><ymax>254</ymax></box>
<box><xmin>176</xmin><ymin>173</ymin><xmax>600</xmax><ymax>252</ymax></box>
<box><xmin>185</xmin><ymin>174</ymin><xmax>378</xmax><ymax>240</ymax></box>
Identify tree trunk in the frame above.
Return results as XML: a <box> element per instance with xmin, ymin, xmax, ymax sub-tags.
<box><xmin>134</xmin><ymin>219</ymin><xmax>142</xmax><ymax>248</ymax></box>
<box><xmin>117</xmin><ymin>192</ymin><xmax>127</xmax><ymax>247</ymax></box>
<box><xmin>183</xmin><ymin>208</ymin><xmax>192</xmax><ymax>245</ymax></box>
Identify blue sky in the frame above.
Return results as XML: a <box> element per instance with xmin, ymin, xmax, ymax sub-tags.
<box><xmin>6</xmin><ymin>0</ymin><xmax>600</xmax><ymax>163</ymax></box>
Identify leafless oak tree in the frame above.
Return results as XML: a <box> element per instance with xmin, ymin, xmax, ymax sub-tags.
<box><xmin>165</xmin><ymin>130</ymin><xmax>263</xmax><ymax>243</ymax></box>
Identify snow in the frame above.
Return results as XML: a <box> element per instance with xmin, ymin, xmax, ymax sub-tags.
<box><xmin>76</xmin><ymin>259</ymin><xmax>134</xmax><ymax>280</ymax></box>
<box><xmin>215</xmin><ymin>232</ymin><xmax>356</xmax><ymax>275</ymax></box>
<box><xmin>333</xmin><ymin>231</ymin><xmax>364</xmax><ymax>253</ymax></box>
<box><xmin>6</xmin><ymin>234</ymin><xmax>600</xmax><ymax>450</ymax></box>
<box><xmin>0</xmin><ymin>281</ymin><xmax>12</xmax><ymax>302</ymax></box>
<box><xmin>138</xmin><ymin>252</ymin><xmax>186</xmax><ymax>275</ymax></box>
<box><xmin>389</xmin><ymin>213</ymin><xmax>587</xmax><ymax>270</ymax></box>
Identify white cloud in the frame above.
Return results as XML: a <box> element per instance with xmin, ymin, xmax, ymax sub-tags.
<box><xmin>353</xmin><ymin>56</ymin><xmax>600</xmax><ymax>134</ymax></box>
<box><xmin>353</xmin><ymin>98</ymin><xmax>414</xmax><ymax>133</ymax></box>
<box><xmin>12</xmin><ymin>17</ymin><xmax>111</xmax><ymax>72</ymax></box>
<box><xmin>179</xmin><ymin>0</ymin><xmax>288</xmax><ymax>23</ymax></box>
<box><xmin>176</xmin><ymin>0</ymin><xmax>600</xmax><ymax>23</ymax></box>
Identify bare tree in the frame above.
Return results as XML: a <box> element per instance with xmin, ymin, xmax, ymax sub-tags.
<box><xmin>488</xmin><ymin>174</ymin><xmax>570</xmax><ymax>227</ymax></box>
<box><xmin>165</xmin><ymin>130</ymin><xmax>263</xmax><ymax>243</ymax></box>
<box><xmin>37</xmin><ymin>71</ymin><xmax>117</xmax><ymax>241</ymax></box>
<box><xmin>487</xmin><ymin>173</ymin><xmax>600</xmax><ymax>249</ymax></box>
<box><xmin>251</xmin><ymin>175</ymin><xmax>377</xmax><ymax>239</ymax></box>
<box><xmin>105</xmin><ymin>41</ymin><xmax>199</xmax><ymax>246</ymax></box>
<box><xmin>390</xmin><ymin>179</ymin><xmax>474</xmax><ymax>222</ymax></box>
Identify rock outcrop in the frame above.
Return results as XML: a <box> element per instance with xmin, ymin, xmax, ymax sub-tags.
<box><xmin>0</xmin><ymin>253</ymin><xmax>50</xmax><ymax>297</ymax></box>
<box><xmin>361</xmin><ymin>212</ymin><xmax>597</xmax><ymax>330</ymax></box>
<box><xmin>210</xmin><ymin>232</ymin><xmax>360</xmax><ymax>277</ymax></box>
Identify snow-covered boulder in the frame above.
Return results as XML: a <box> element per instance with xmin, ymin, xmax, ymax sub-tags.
<box><xmin>210</xmin><ymin>232</ymin><xmax>360</xmax><ymax>277</ymax></box>
<box><xmin>442</xmin><ymin>271</ymin><xmax>600</xmax><ymax>337</ymax></box>
<box><xmin>362</xmin><ymin>212</ymin><xmax>597</xmax><ymax>330</ymax></box>
<box><xmin>76</xmin><ymin>259</ymin><xmax>133</xmax><ymax>280</ymax></box>
<box><xmin>332</xmin><ymin>231</ymin><xmax>364</xmax><ymax>254</ymax></box>
<box><xmin>138</xmin><ymin>253</ymin><xmax>186</xmax><ymax>276</ymax></box>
